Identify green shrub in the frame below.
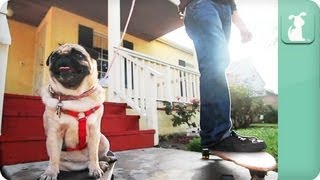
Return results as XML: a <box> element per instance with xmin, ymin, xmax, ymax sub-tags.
<box><xmin>187</xmin><ymin>138</ymin><xmax>202</xmax><ymax>152</ymax></box>
<box><xmin>230</xmin><ymin>85</ymin><xmax>265</xmax><ymax>129</ymax></box>
<box><xmin>163</xmin><ymin>99</ymin><xmax>200</xmax><ymax>128</ymax></box>
<box><xmin>263</xmin><ymin>105</ymin><xmax>278</xmax><ymax>124</ymax></box>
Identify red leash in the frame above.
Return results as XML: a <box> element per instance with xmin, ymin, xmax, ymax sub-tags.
<box><xmin>62</xmin><ymin>105</ymin><xmax>101</xmax><ymax>151</ymax></box>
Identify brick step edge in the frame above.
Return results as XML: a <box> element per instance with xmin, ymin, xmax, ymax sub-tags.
<box><xmin>0</xmin><ymin>130</ymin><xmax>154</xmax><ymax>142</ymax></box>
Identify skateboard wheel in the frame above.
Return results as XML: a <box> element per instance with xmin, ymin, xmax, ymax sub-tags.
<box><xmin>202</xmin><ymin>148</ymin><xmax>210</xmax><ymax>160</ymax></box>
<box><xmin>250</xmin><ymin>170</ymin><xmax>266</xmax><ymax>179</ymax></box>
<box><xmin>220</xmin><ymin>175</ymin><xmax>234</xmax><ymax>180</ymax></box>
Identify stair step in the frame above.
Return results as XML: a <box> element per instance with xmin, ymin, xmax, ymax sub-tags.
<box><xmin>106</xmin><ymin>130</ymin><xmax>155</xmax><ymax>151</ymax></box>
<box><xmin>3</xmin><ymin>94</ymin><xmax>44</xmax><ymax>117</ymax></box>
<box><xmin>103</xmin><ymin>102</ymin><xmax>127</xmax><ymax>115</ymax></box>
<box><xmin>0</xmin><ymin>130</ymin><xmax>155</xmax><ymax>165</ymax></box>
<box><xmin>3</xmin><ymin>94</ymin><xmax>127</xmax><ymax>116</ymax></box>
<box><xmin>101</xmin><ymin>114</ymin><xmax>140</xmax><ymax>132</ymax></box>
<box><xmin>0</xmin><ymin>116</ymin><xmax>45</xmax><ymax>141</ymax></box>
<box><xmin>0</xmin><ymin>114</ymin><xmax>140</xmax><ymax>142</ymax></box>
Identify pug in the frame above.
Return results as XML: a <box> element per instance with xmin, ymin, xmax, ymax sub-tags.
<box><xmin>40</xmin><ymin>43</ymin><xmax>111</xmax><ymax>180</ymax></box>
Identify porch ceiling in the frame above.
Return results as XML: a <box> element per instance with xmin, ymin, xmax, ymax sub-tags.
<box><xmin>8</xmin><ymin>0</ymin><xmax>183</xmax><ymax>41</ymax></box>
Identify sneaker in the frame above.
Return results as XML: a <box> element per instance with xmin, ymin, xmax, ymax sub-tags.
<box><xmin>212</xmin><ymin>131</ymin><xmax>267</xmax><ymax>152</ymax></box>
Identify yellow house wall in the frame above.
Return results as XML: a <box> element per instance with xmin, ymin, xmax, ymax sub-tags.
<box><xmin>157</xmin><ymin>110</ymin><xmax>200</xmax><ymax>135</ymax></box>
<box><xmin>127</xmin><ymin>108</ymin><xmax>200</xmax><ymax>135</ymax></box>
<box><xmin>31</xmin><ymin>8</ymin><xmax>53</xmax><ymax>94</ymax></box>
<box><xmin>5</xmin><ymin>20</ymin><xmax>36</xmax><ymax>95</ymax></box>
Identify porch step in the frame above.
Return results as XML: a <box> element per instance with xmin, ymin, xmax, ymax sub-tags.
<box><xmin>3</xmin><ymin>94</ymin><xmax>127</xmax><ymax>116</ymax></box>
<box><xmin>106</xmin><ymin>130</ymin><xmax>155</xmax><ymax>151</ymax></box>
<box><xmin>0</xmin><ymin>130</ymin><xmax>155</xmax><ymax>165</ymax></box>
<box><xmin>0</xmin><ymin>94</ymin><xmax>155</xmax><ymax>166</ymax></box>
<box><xmin>102</xmin><ymin>114</ymin><xmax>140</xmax><ymax>132</ymax></box>
<box><xmin>0</xmin><ymin>114</ymin><xmax>140</xmax><ymax>140</ymax></box>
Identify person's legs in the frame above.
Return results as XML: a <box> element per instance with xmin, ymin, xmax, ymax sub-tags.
<box><xmin>184</xmin><ymin>0</ymin><xmax>232</xmax><ymax>147</ymax></box>
<box><xmin>184</xmin><ymin>0</ymin><xmax>266</xmax><ymax>151</ymax></box>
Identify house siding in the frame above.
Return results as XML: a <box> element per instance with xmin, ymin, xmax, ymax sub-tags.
<box><xmin>5</xmin><ymin>20</ymin><xmax>36</xmax><ymax>95</ymax></box>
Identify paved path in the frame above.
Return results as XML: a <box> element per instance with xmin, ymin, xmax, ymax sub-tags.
<box><xmin>2</xmin><ymin>148</ymin><xmax>278</xmax><ymax>180</ymax></box>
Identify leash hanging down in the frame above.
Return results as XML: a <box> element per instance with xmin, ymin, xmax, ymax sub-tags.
<box><xmin>100</xmin><ymin>0</ymin><xmax>136</xmax><ymax>83</ymax></box>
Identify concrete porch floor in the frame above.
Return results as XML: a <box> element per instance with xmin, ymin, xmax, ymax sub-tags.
<box><xmin>2</xmin><ymin>148</ymin><xmax>278</xmax><ymax>180</ymax></box>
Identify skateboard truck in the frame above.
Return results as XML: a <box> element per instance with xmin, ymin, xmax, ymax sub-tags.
<box><xmin>249</xmin><ymin>170</ymin><xmax>267</xmax><ymax>180</ymax></box>
<box><xmin>202</xmin><ymin>148</ymin><xmax>210</xmax><ymax>160</ymax></box>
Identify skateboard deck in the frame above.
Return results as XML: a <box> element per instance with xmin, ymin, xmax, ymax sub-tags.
<box><xmin>202</xmin><ymin>149</ymin><xmax>277</xmax><ymax>179</ymax></box>
<box><xmin>104</xmin><ymin>151</ymin><xmax>117</xmax><ymax>180</ymax></box>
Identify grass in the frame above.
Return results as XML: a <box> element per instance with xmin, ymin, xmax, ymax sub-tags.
<box><xmin>187</xmin><ymin>126</ymin><xmax>278</xmax><ymax>162</ymax></box>
<box><xmin>250</xmin><ymin>123</ymin><xmax>278</xmax><ymax>128</ymax></box>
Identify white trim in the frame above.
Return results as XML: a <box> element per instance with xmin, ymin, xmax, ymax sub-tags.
<box><xmin>0</xmin><ymin>0</ymin><xmax>11</xmax><ymax>45</ymax></box>
<box><xmin>0</xmin><ymin>0</ymin><xmax>11</xmax><ymax>136</ymax></box>
<box><xmin>0</xmin><ymin>45</ymin><xmax>9</xmax><ymax>136</ymax></box>
<box><xmin>107</xmin><ymin>0</ymin><xmax>121</xmax><ymax>102</ymax></box>
<box><xmin>157</xmin><ymin>37</ymin><xmax>193</xmax><ymax>54</ymax></box>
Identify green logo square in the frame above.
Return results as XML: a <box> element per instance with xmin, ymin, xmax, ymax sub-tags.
<box><xmin>281</xmin><ymin>12</ymin><xmax>315</xmax><ymax>44</ymax></box>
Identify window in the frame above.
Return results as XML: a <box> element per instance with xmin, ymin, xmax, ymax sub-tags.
<box><xmin>178</xmin><ymin>59</ymin><xmax>186</xmax><ymax>67</ymax></box>
<box><xmin>123</xmin><ymin>40</ymin><xmax>134</xmax><ymax>89</ymax></box>
<box><xmin>78</xmin><ymin>24</ymin><xmax>108</xmax><ymax>79</ymax></box>
<box><xmin>93</xmin><ymin>32</ymin><xmax>108</xmax><ymax>79</ymax></box>
<box><xmin>77</xmin><ymin>25</ymin><xmax>135</xmax><ymax>83</ymax></box>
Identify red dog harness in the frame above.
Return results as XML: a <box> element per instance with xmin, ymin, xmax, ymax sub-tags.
<box><xmin>62</xmin><ymin>105</ymin><xmax>101</xmax><ymax>151</ymax></box>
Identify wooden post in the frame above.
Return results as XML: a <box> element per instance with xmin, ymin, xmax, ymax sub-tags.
<box><xmin>165</xmin><ymin>66</ymin><xmax>174</xmax><ymax>102</ymax></box>
<box><xmin>107</xmin><ymin>0</ymin><xmax>121</xmax><ymax>102</ymax></box>
<box><xmin>145</xmin><ymin>71</ymin><xmax>159</xmax><ymax>145</ymax></box>
<box><xmin>0</xmin><ymin>0</ymin><xmax>11</xmax><ymax>135</ymax></box>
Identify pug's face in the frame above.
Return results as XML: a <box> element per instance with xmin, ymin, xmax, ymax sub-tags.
<box><xmin>46</xmin><ymin>44</ymin><xmax>98</xmax><ymax>89</ymax></box>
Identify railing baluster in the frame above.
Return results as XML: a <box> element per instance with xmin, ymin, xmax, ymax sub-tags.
<box><xmin>140</xmin><ymin>66</ymin><xmax>146</xmax><ymax>111</ymax></box>
<box><xmin>133</xmin><ymin>63</ymin><xmax>139</xmax><ymax>108</ymax></box>
<box><xmin>165</xmin><ymin>66</ymin><xmax>173</xmax><ymax>102</ymax></box>
<box><xmin>181</xmin><ymin>71</ymin><xmax>186</xmax><ymax>102</ymax></box>
<box><xmin>120</xmin><ymin>55</ymin><xmax>125</xmax><ymax>97</ymax></box>
<box><xmin>174</xmin><ymin>68</ymin><xmax>179</xmax><ymax>100</ymax></box>
<box><xmin>127</xmin><ymin>58</ymin><xmax>133</xmax><ymax>99</ymax></box>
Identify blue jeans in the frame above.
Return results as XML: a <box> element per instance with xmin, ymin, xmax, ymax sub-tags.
<box><xmin>184</xmin><ymin>0</ymin><xmax>232</xmax><ymax>147</ymax></box>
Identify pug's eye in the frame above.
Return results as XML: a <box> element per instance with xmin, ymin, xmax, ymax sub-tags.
<box><xmin>74</xmin><ymin>53</ymin><xmax>84</xmax><ymax>59</ymax></box>
<box><xmin>50</xmin><ymin>52</ymin><xmax>59</xmax><ymax>62</ymax></box>
<box><xmin>70</xmin><ymin>49</ymin><xmax>86</xmax><ymax>60</ymax></box>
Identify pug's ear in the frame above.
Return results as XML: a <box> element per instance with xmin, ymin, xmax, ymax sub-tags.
<box><xmin>84</xmin><ymin>47</ymin><xmax>99</xmax><ymax>60</ymax></box>
<box><xmin>46</xmin><ymin>51</ymin><xmax>55</xmax><ymax>66</ymax></box>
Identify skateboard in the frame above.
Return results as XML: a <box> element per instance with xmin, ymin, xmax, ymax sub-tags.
<box><xmin>202</xmin><ymin>149</ymin><xmax>277</xmax><ymax>180</ymax></box>
<box><xmin>105</xmin><ymin>151</ymin><xmax>118</xmax><ymax>180</ymax></box>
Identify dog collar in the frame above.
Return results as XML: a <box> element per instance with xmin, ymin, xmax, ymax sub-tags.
<box><xmin>48</xmin><ymin>85</ymin><xmax>97</xmax><ymax>101</ymax></box>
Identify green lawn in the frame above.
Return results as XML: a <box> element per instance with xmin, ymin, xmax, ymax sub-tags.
<box><xmin>187</xmin><ymin>126</ymin><xmax>278</xmax><ymax>162</ymax></box>
<box><xmin>250</xmin><ymin>123</ymin><xmax>278</xmax><ymax>128</ymax></box>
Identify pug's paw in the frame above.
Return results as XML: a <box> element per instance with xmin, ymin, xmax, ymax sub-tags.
<box><xmin>39</xmin><ymin>167</ymin><xmax>59</xmax><ymax>180</ymax></box>
<box><xmin>88</xmin><ymin>163</ymin><xmax>104</xmax><ymax>179</ymax></box>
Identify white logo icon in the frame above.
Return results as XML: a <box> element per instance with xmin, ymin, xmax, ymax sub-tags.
<box><xmin>288</xmin><ymin>12</ymin><xmax>307</xmax><ymax>42</ymax></box>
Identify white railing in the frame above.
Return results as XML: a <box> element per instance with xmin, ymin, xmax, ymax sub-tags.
<box><xmin>116</xmin><ymin>47</ymin><xmax>200</xmax><ymax>103</ymax></box>
<box><xmin>111</xmin><ymin>47</ymin><xmax>200</xmax><ymax>145</ymax></box>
